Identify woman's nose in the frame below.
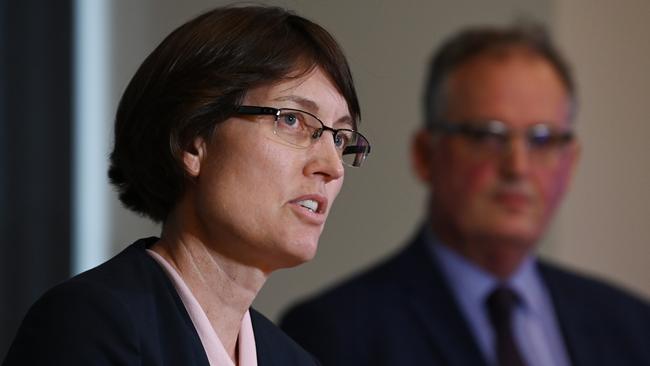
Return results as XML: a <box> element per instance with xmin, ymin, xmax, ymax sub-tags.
<box><xmin>304</xmin><ymin>133</ymin><xmax>344</xmax><ymax>181</ymax></box>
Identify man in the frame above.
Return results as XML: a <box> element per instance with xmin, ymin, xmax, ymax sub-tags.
<box><xmin>280</xmin><ymin>24</ymin><xmax>650</xmax><ymax>366</ymax></box>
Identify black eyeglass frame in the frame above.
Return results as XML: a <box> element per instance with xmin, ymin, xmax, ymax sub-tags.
<box><xmin>430</xmin><ymin>120</ymin><xmax>575</xmax><ymax>148</ymax></box>
<box><xmin>234</xmin><ymin>105</ymin><xmax>371</xmax><ymax>167</ymax></box>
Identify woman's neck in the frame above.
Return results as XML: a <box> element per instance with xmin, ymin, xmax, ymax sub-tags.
<box><xmin>153</xmin><ymin>223</ymin><xmax>267</xmax><ymax>363</ymax></box>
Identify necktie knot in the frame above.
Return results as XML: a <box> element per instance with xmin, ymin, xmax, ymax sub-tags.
<box><xmin>486</xmin><ymin>286</ymin><xmax>520</xmax><ymax>328</ymax></box>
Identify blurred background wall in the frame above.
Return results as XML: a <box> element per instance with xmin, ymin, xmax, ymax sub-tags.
<box><xmin>2</xmin><ymin>0</ymin><xmax>649</xmax><ymax>359</ymax></box>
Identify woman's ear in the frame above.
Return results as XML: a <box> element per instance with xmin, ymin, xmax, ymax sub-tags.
<box><xmin>183</xmin><ymin>137</ymin><xmax>206</xmax><ymax>177</ymax></box>
<box><xmin>411</xmin><ymin>129</ymin><xmax>435</xmax><ymax>184</ymax></box>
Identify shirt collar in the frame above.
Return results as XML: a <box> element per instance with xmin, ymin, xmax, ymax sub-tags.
<box><xmin>424</xmin><ymin>225</ymin><xmax>546</xmax><ymax>315</ymax></box>
<box><xmin>147</xmin><ymin>249</ymin><xmax>258</xmax><ymax>366</ymax></box>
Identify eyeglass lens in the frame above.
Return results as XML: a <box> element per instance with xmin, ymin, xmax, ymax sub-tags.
<box><xmin>274</xmin><ymin>109</ymin><xmax>370</xmax><ymax>167</ymax></box>
<box><xmin>436</xmin><ymin>120</ymin><xmax>573</xmax><ymax>162</ymax></box>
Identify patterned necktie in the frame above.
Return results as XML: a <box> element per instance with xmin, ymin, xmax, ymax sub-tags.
<box><xmin>486</xmin><ymin>286</ymin><xmax>527</xmax><ymax>366</ymax></box>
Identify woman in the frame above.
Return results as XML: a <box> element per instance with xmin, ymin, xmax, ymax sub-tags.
<box><xmin>4</xmin><ymin>5</ymin><xmax>370</xmax><ymax>365</ymax></box>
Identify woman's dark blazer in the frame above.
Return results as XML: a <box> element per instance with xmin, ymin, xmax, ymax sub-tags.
<box><xmin>3</xmin><ymin>238</ymin><xmax>317</xmax><ymax>366</ymax></box>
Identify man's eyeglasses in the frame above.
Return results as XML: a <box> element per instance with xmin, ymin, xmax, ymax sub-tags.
<box><xmin>235</xmin><ymin>106</ymin><xmax>371</xmax><ymax>167</ymax></box>
<box><xmin>432</xmin><ymin>119</ymin><xmax>575</xmax><ymax>162</ymax></box>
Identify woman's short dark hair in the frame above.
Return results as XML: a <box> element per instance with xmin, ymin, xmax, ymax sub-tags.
<box><xmin>108</xmin><ymin>5</ymin><xmax>360</xmax><ymax>223</ymax></box>
<box><xmin>423</xmin><ymin>23</ymin><xmax>575</xmax><ymax>128</ymax></box>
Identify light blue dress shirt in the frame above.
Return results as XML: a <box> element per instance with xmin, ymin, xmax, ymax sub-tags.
<box><xmin>426</xmin><ymin>228</ymin><xmax>571</xmax><ymax>366</ymax></box>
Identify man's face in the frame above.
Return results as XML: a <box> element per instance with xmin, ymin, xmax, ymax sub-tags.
<box><xmin>415</xmin><ymin>51</ymin><xmax>579</xmax><ymax>251</ymax></box>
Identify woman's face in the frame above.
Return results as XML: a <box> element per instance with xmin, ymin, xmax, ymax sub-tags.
<box><xmin>184</xmin><ymin>67</ymin><xmax>349</xmax><ymax>273</ymax></box>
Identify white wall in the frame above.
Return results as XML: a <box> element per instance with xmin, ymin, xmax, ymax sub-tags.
<box><xmin>94</xmin><ymin>0</ymin><xmax>648</xmax><ymax>323</ymax></box>
<box><xmin>548</xmin><ymin>0</ymin><xmax>650</xmax><ymax>300</ymax></box>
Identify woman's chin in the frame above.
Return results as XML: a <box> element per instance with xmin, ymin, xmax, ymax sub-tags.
<box><xmin>265</xmin><ymin>241</ymin><xmax>319</xmax><ymax>272</ymax></box>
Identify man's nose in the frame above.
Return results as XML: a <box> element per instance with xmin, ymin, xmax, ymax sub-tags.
<box><xmin>500</xmin><ymin>135</ymin><xmax>530</xmax><ymax>179</ymax></box>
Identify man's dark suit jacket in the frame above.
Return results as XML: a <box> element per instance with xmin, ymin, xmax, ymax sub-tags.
<box><xmin>281</xmin><ymin>228</ymin><xmax>650</xmax><ymax>366</ymax></box>
<box><xmin>4</xmin><ymin>238</ymin><xmax>317</xmax><ymax>366</ymax></box>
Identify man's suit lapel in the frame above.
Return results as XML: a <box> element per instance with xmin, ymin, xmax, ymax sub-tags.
<box><xmin>397</xmin><ymin>229</ymin><xmax>489</xmax><ymax>366</ymax></box>
<box><xmin>539</xmin><ymin>263</ymin><xmax>599</xmax><ymax>366</ymax></box>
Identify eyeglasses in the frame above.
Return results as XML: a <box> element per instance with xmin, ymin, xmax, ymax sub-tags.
<box><xmin>234</xmin><ymin>106</ymin><xmax>371</xmax><ymax>167</ymax></box>
<box><xmin>432</xmin><ymin>119</ymin><xmax>575</xmax><ymax>162</ymax></box>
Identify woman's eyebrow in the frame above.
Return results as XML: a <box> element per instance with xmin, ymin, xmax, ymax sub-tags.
<box><xmin>274</xmin><ymin>95</ymin><xmax>354</xmax><ymax>129</ymax></box>
<box><xmin>334</xmin><ymin>115</ymin><xmax>354</xmax><ymax>129</ymax></box>
<box><xmin>273</xmin><ymin>95</ymin><xmax>319</xmax><ymax>112</ymax></box>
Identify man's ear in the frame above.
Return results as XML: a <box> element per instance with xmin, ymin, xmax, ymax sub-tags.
<box><xmin>182</xmin><ymin>137</ymin><xmax>206</xmax><ymax>177</ymax></box>
<box><xmin>411</xmin><ymin>129</ymin><xmax>435</xmax><ymax>184</ymax></box>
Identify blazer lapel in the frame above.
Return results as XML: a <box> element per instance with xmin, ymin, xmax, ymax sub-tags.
<box><xmin>250</xmin><ymin>308</ymin><xmax>318</xmax><ymax>366</ymax></box>
<box><xmin>539</xmin><ymin>263</ymin><xmax>600</xmax><ymax>366</ymax></box>
<box><xmin>250</xmin><ymin>310</ymin><xmax>279</xmax><ymax>366</ymax></box>
<box><xmin>398</xmin><ymin>229</ymin><xmax>488</xmax><ymax>366</ymax></box>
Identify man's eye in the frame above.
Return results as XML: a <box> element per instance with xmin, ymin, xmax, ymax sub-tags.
<box><xmin>529</xmin><ymin>133</ymin><xmax>553</xmax><ymax>147</ymax></box>
<box><xmin>464</xmin><ymin>127</ymin><xmax>506</xmax><ymax>144</ymax></box>
<box><xmin>528</xmin><ymin>125</ymin><xmax>562</xmax><ymax>148</ymax></box>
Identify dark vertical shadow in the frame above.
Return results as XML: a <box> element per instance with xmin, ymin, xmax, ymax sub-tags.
<box><xmin>0</xmin><ymin>0</ymin><xmax>72</xmax><ymax>359</ymax></box>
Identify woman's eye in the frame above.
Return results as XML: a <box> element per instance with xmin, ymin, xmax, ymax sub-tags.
<box><xmin>334</xmin><ymin>132</ymin><xmax>353</xmax><ymax>149</ymax></box>
<box><xmin>280</xmin><ymin>113</ymin><xmax>300</xmax><ymax>128</ymax></box>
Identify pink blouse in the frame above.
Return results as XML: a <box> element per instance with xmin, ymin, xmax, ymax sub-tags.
<box><xmin>147</xmin><ymin>249</ymin><xmax>258</xmax><ymax>366</ymax></box>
